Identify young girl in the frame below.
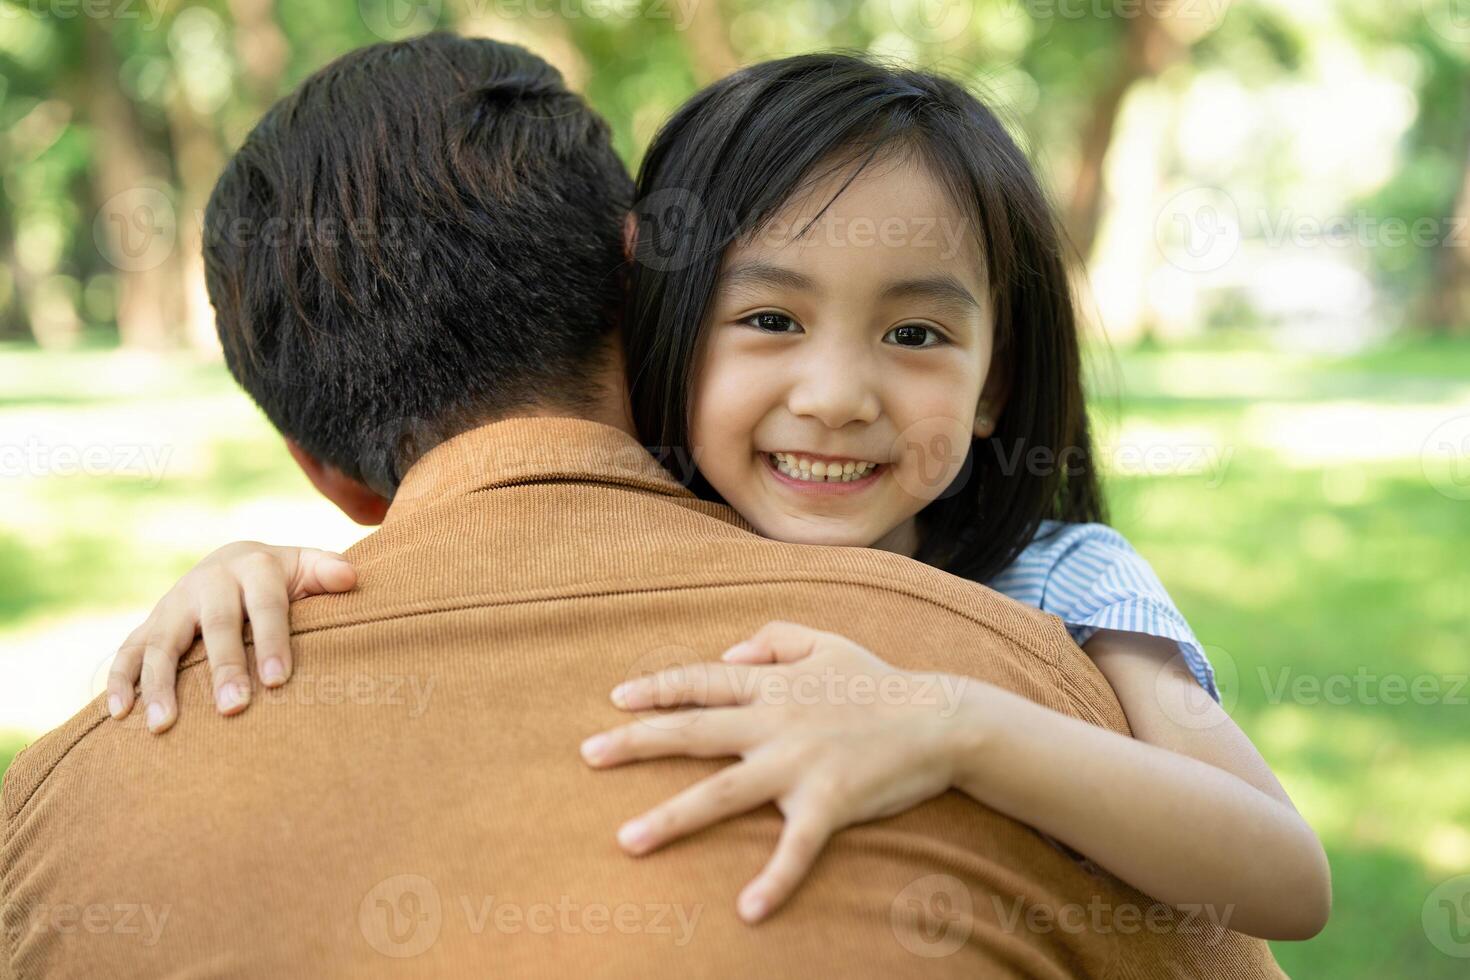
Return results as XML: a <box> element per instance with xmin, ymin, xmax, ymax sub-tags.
<box><xmin>108</xmin><ymin>55</ymin><xmax>1329</xmax><ymax>941</ymax></box>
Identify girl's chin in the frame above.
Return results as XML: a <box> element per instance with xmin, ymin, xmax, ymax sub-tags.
<box><xmin>748</xmin><ymin>511</ymin><xmax>884</xmax><ymax>549</ymax></box>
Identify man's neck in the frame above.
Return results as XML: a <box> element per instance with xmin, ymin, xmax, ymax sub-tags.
<box><xmin>517</xmin><ymin>331</ymin><xmax>637</xmax><ymax>439</ymax></box>
<box><xmin>526</xmin><ymin>329</ymin><xmax>635</xmax><ymax>437</ymax></box>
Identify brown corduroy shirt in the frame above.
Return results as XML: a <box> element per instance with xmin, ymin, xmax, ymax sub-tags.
<box><xmin>0</xmin><ymin>417</ymin><xmax>1284</xmax><ymax>978</ymax></box>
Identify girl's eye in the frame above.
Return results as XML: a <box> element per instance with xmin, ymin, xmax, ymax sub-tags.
<box><xmin>885</xmin><ymin>323</ymin><xmax>944</xmax><ymax>348</ymax></box>
<box><xmin>741</xmin><ymin>311</ymin><xmax>801</xmax><ymax>334</ymax></box>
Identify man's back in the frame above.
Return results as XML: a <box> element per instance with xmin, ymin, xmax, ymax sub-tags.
<box><xmin>1</xmin><ymin>418</ymin><xmax>1283</xmax><ymax>978</ymax></box>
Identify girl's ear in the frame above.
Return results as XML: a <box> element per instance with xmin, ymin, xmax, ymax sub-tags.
<box><xmin>622</xmin><ymin>211</ymin><xmax>638</xmax><ymax>263</ymax></box>
<box><xmin>974</xmin><ymin>360</ymin><xmax>1011</xmax><ymax>439</ymax></box>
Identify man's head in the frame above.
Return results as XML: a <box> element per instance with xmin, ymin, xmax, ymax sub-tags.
<box><xmin>203</xmin><ymin>33</ymin><xmax>634</xmax><ymax>522</ymax></box>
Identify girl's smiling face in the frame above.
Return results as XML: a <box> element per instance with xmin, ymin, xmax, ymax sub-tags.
<box><xmin>688</xmin><ymin>154</ymin><xmax>1003</xmax><ymax>551</ymax></box>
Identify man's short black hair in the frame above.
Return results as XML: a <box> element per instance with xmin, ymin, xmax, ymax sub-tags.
<box><xmin>203</xmin><ymin>32</ymin><xmax>633</xmax><ymax>496</ymax></box>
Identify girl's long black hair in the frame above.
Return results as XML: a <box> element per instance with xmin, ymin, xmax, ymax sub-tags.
<box><xmin>623</xmin><ymin>52</ymin><xmax>1105</xmax><ymax>584</ymax></box>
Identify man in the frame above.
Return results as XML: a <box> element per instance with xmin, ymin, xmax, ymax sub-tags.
<box><xmin>0</xmin><ymin>34</ymin><xmax>1284</xmax><ymax>978</ymax></box>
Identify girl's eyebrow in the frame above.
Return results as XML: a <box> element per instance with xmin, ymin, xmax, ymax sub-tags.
<box><xmin>879</xmin><ymin>274</ymin><xmax>981</xmax><ymax>313</ymax></box>
<box><xmin>721</xmin><ymin>261</ymin><xmax>817</xmax><ymax>294</ymax></box>
<box><xmin>719</xmin><ymin>264</ymin><xmax>979</xmax><ymax>318</ymax></box>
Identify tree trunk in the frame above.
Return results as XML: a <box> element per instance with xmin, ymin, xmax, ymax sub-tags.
<box><xmin>1422</xmin><ymin>125</ymin><xmax>1470</xmax><ymax>334</ymax></box>
<box><xmin>1066</xmin><ymin>1</ymin><xmax>1185</xmax><ymax>257</ymax></box>
<box><xmin>227</xmin><ymin>0</ymin><xmax>289</xmax><ymax>109</ymax></box>
<box><xmin>83</xmin><ymin>16</ymin><xmax>181</xmax><ymax>349</ymax></box>
<box><xmin>675</xmin><ymin>0</ymin><xmax>738</xmax><ymax>84</ymax></box>
<box><xmin>165</xmin><ymin>84</ymin><xmax>227</xmax><ymax>354</ymax></box>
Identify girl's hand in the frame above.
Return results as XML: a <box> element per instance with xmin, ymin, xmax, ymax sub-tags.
<box><xmin>579</xmin><ymin>621</ymin><xmax>973</xmax><ymax>924</ymax></box>
<box><xmin>109</xmin><ymin>542</ymin><xmax>358</xmax><ymax>733</ymax></box>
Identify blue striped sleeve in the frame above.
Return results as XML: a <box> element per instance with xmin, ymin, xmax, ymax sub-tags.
<box><xmin>986</xmin><ymin>521</ymin><xmax>1219</xmax><ymax>701</ymax></box>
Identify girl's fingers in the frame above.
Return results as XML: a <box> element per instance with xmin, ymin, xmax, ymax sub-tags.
<box><xmin>196</xmin><ymin>569</ymin><xmax>251</xmax><ymax>716</ymax></box>
<box><xmin>106</xmin><ymin>621</ymin><xmax>150</xmax><ymax>719</ymax></box>
<box><xmin>580</xmin><ymin>708</ymin><xmax>757</xmax><ymax>768</ymax></box>
<box><xmin>614</xmin><ymin>757</ymin><xmax>787</xmax><ymax>857</ymax></box>
<box><xmin>737</xmin><ymin>809</ymin><xmax>833</xmax><ymax>923</ymax></box>
<box><xmin>239</xmin><ymin>557</ymin><xmax>293</xmax><ymax>688</ymax></box>
<box><xmin>719</xmin><ymin>640</ymin><xmax>775</xmax><ymax>664</ymax></box>
<box><xmin>724</xmin><ymin>621</ymin><xmax>825</xmax><ymax>664</ymax></box>
<box><xmin>611</xmin><ymin>662</ymin><xmax>755</xmax><ymax>711</ymax></box>
<box><xmin>138</xmin><ymin>606</ymin><xmax>197</xmax><ymax>734</ymax></box>
<box><xmin>285</xmin><ymin>547</ymin><xmax>357</xmax><ymax>598</ymax></box>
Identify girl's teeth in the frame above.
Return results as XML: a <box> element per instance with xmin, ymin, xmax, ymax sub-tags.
<box><xmin>770</xmin><ymin>453</ymin><xmax>878</xmax><ymax>483</ymax></box>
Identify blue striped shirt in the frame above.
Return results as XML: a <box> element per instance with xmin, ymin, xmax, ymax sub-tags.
<box><xmin>984</xmin><ymin>521</ymin><xmax>1220</xmax><ymax>701</ymax></box>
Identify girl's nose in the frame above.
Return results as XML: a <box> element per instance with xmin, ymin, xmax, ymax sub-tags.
<box><xmin>786</xmin><ymin>349</ymin><xmax>881</xmax><ymax>429</ymax></box>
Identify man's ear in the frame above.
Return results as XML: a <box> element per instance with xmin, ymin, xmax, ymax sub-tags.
<box><xmin>284</xmin><ymin>438</ymin><xmax>390</xmax><ymax>526</ymax></box>
<box><xmin>622</xmin><ymin>210</ymin><xmax>638</xmax><ymax>263</ymax></box>
<box><xmin>974</xmin><ymin>359</ymin><xmax>1011</xmax><ymax>439</ymax></box>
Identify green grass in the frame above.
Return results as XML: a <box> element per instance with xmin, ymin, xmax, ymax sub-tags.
<box><xmin>1</xmin><ymin>338</ymin><xmax>1468</xmax><ymax>975</ymax></box>
<box><xmin>1099</xmin><ymin>340</ymin><xmax>1470</xmax><ymax>978</ymax></box>
<box><xmin>0</xmin><ymin>732</ymin><xmax>27</xmax><ymax>786</ymax></box>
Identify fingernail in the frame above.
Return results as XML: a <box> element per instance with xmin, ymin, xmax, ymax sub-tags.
<box><xmin>107</xmin><ymin>695</ymin><xmax>123</xmax><ymax>718</ymax></box>
<box><xmin>146</xmin><ymin>702</ymin><xmax>167</xmax><ymax>731</ymax></box>
<box><xmin>609</xmin><ymin>683</ymin><xmax>630</xmax><ymax>707</ymax></box>
<box><xmin>261</xmin><ymin>658</ymin><xmax>286</xmax><ymax>685</ymax></box>
<box><xmin>722</xmin><ymin>641</ymin><xmax>754</xmax><ymax>662</ymax></box>
<box><xmin>618</xmin><ymin>819</ymin><xmax>650</xmax><ymax>851</ymax></box>
<box><xmin>739</xmin><ymin>891</ymin><xmax>767</xmax><ymax>922</ymax></box>
<box><xmin>580</xmin><ymin>734</ymin><xmax>609</xmax><ymax>763</ymax></box>
<box><xmin>216</xmin><ymin>681</ymin><xmax>250</xmax><ymax>712</ymax></box>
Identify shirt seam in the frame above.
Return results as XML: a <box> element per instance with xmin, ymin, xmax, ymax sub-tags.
<box><xmin>2</xmin><ymin>576</ymin><xmax>1107</xmax><ymax>824</ymax></box>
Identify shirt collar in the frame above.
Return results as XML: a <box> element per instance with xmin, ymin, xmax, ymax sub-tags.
<box><xmin>384</xmin><ymin>416</ymin><xmax>698</xmax><ymax>524</ymax></box>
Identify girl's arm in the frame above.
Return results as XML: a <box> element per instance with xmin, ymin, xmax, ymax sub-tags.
<box><xmin>108</xmin><ymin>542</ymin><xmax>357</xmax><ymax>732</ymax></box>
<box><xmin>949</xmin><ymin>628</ymin><xmax>1331</xmax><ymax>940</ymax></box>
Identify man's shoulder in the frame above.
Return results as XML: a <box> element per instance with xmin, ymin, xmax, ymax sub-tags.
<box><xmin>291</xmin><ymin>488</ymin><xmax>1059</xmax><ymax>657</ymax></box>
<box><xmin>0</xmin><ymin>695</ymin><xmax>110</xmax><ymax>831</ymax></box>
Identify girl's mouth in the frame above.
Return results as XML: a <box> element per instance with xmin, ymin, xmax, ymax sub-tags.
<box><xmin>762</xmin><ymin>452</ymin><xmax>885</xmax><ymax>495</ymax></box>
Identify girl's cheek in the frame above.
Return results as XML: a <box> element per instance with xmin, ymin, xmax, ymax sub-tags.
<box><xmin>694</xmin><ymin>348</ymin><xmax>775</xmax><ymax>446</ymax></box>
<box><xmin>889</xmin><ymin>416</ymin><xmax>973</xmax><ymax>504</ymax></box>
<box><xmin>887</xmin><ymin>376</ymin><xmax>980</xmax><ymax>504</ymax></box>
<box><xmin>689</xmin><ymin>363</ymin><xmax>768</xmax><ymax>488</ymax></box>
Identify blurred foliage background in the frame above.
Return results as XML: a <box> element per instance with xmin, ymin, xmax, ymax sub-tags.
<box><xmin>2</xmin><ymin>0</ymin><xmax>1469</xmax><ymax>975</ymax></box>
